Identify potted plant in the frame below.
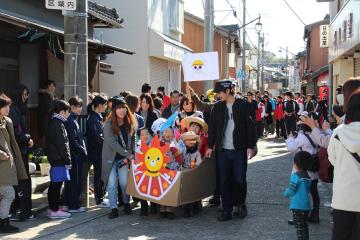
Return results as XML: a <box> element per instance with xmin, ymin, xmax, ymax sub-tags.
<box><xmin>39</xmin><ymin>156</ymin><xmax>50</xmax><ymax>176</ymax></box>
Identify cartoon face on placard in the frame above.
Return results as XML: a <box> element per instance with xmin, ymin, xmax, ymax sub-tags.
<box><xmin>132</xmin><ymin>136</ymin><xmax>180</xmax><ymax>200</ymax></box>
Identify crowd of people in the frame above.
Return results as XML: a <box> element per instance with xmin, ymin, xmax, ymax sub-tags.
<box><xmin>0</xmin><ymin>77</ymin><xmax>359</xmax><ymax>240</ymax></box>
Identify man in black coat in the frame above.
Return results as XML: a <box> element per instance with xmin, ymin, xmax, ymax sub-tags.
<box><xmin>161</xmin><ymin>90</ymin><xmax>181</xmax><ymax>119</ymax></box>
<box><xmin>206</xmin><ymin>80</ymin><xmax>257</xmax><ymax>222</ymax></box>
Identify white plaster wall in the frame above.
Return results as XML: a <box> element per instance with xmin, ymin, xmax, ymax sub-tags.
<box><xmin>96</xmin><ymin>0</ymin><xmax>150</xmax><ymax>96</ymax></box>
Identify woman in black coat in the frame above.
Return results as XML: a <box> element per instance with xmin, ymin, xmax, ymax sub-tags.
<box><xmin>137</xmin><ymin>94</ymin><xmax>158</xmax><ymax>134</ymax></box>
<box><xmin>9</xmin><ymin>83</ymin><xmax>34</xmax><ymax>221</ymax></box>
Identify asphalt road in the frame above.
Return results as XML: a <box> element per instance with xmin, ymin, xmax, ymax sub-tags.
<box><xmin>2</xmin><ymin>135</ymin><xmax>333</xmax><ymax>240</ymax></box>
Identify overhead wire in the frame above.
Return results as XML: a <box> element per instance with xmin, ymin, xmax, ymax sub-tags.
<box><xmin>283</xmin><ymin>0</ymin><xmax>306</xmax><ymax>26</ymax></box>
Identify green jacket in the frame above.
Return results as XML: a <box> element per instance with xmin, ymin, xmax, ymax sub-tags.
<box><xmin>0</xmin><ymin>116</ymin><xmax>28</xmax><ymax>186</ymax></box>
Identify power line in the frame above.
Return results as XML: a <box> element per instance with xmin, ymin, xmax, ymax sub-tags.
<box><xmin>283</xmin><ymin>0</ymin><xmax>306</xmax><ymax>26</ymax></box>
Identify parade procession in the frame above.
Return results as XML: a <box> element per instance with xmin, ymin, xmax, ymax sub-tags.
<box><xmin>0</xmin><ymin>0</ymin><xmax>360</xmax><ymax>239</ymax></box>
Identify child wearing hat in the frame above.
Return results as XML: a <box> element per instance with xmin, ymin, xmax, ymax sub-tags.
<box><xmin>181</xmin><ymin>116</ymin><xmax>208</xmax><ymax>158</ymax></box>
<box><xmin>181</xmin><ymin>131</ymin><xmax>203</xmax><ymax>217</ymax></box>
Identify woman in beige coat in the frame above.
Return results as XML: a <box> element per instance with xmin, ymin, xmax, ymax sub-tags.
<box><xmin>0</xmin><ymin>94</ymin><xmax>28</xmax><ymax>233</ymax></box>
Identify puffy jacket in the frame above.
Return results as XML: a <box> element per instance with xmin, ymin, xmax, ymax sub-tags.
<box><xmin>64</xmin><ymin>112</ymin><xmax>87</xmax><ymax>163</ymax></box>
<box><xmin>9</xmin><ymin>105</ymin><xmax>31</xmax><ymax>155</ymax></box>
<box><xmin>208</xmin><ymin>98</ymin><xmax>257</xmax><ymax>151</ymax></box>
<box><xmin>46</xmin><ymin>117</ymin><xmax>71</xmax><ymax>167</ymax></box>
<box><xmin>255</xmin><ymin>102</ymin><xmax>265</xmax><ymax>122</ymax></box>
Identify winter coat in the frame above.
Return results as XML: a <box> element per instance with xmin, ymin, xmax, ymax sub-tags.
<box><xmin>328</xmin><ymin>122</ymin><xmax>360</xmax><ymax>212</ymax></box>
<box><xmin>161</xmin><ymin>104</ymin><xmax>180</xmax><ymax>119</ymax></box>
<box><xmin>46</xmin><ymin>117</ymin><xmax>71</xmax><ymax>167</ymax></box>
<box><xmin>264</xmin><ymin>100</ymin><xmax>273</xmax><ymax>125</ymax></box>
<box><xmin>304</xmin><ymin>101</ymin><xmax>315</xmax><ymax>113</ymax></box>
<box><xmin>86</xmin><ymin>112</ymin><xmax>104</xmax><ymax>164</ymax></box>
<box><xmin>284</xmin><ymin>171</ymin><xmax>312</xmax><ymax>211</ymax></box>
<box><xmin>9</xmin><ymin>105</ymin><xmax>31</xmax><ymax>155</ymax></box>
<box><xmin>255</xmin><ymin>102</ymin><xmax>265</xmax><ymax>122</ymax></box>
<box><xmin>309</xmin><ymin>127</ymin><xmax>332</xmax><ymax>148</ymax></box>
<box><xmin>283</xmin><ymin>100</ymin><xmax>299</xmax><ymax>118</ymax></box>
<box><xmin>38</xmin><ymin>89</ymin><xmax>55</xmax><ymax>136</ymax></box>
<box><xmin>101</xmin><ymin>120</ymin><xmax>135</xmax><ymax>187</ymax></box>
<box><xmin>208</xmin><ymin>98</ymin><xmax>257</xmax><ymax>152</ymax></box>
<box><xmin>0</xmin><ymin>117</ymin><xmax>28</xmax><ymax>186</ymax></box>
<box><xmin>137</xmin><ymin>110</ymin><xmax>158</xmax><ymax>133</ymax></box>
<box><xmin>64</xmin><ymin>112</ymin><xmax>87</xmax><ymax>163</ymax></box>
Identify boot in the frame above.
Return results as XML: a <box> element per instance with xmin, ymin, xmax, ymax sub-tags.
<box><xmin>140</xmin><ymin>201</ymin><xmax>148</xmax><ymax>216</ymax></box>
<box><xmin>0</xmin><ymin>218</ymin><xmax>19</xmax><ymax>233</ymax></box>
<box><xmin>108</xmin><ymin>208</ymin><xmax>119</xmax><ymax>219</ymax></box>
<box><xmin>308</xmin><ymin>210</ymin><xmax>320</xmax><ymax>223</ymax></box>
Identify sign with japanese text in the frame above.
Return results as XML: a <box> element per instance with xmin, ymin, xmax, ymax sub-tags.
<box><xmin>45</xmin><ymin>0</ymin><xmax>76</xmax><ymax>11</ymax></box>
<box><xmin>320</xmin><ymin>25</ymin><xmax>329</xmax><ymax>48</ymax></box>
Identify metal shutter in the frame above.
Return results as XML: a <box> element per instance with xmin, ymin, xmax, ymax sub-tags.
<box><xmin>355</xmin><ymin>58</ymin><xmax>360</xmax><ymax>77</ymax></box>
<box><xmin>150</xmin><ymin>57</ymin><xmax>169</xmax><ymax>92</ymax></box>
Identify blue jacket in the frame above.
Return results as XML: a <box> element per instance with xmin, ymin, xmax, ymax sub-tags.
<box><xmin>64</xmin><ymin>112</ymin><xmax>87</xmax><ymax>163</ymax></box>
<box><xmin>269</xmin><ymin>98</ymin><xmax>276</xmax><ymax>111</ymax></box>
<box><xmin>284</xmin><ymin>171</ymin><xmax>312</xmax><ymax>211</ymax></box>
<box><xmin>86</xmin><ymin>112</ymin><xmax>104</xmax><ymax>163</ymax></box>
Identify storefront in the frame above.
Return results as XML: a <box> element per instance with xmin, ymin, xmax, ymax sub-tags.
<box><xmin>329</xmin><ymin>0</ymin><xmax>360</xmax><ymax>101</ymax></box>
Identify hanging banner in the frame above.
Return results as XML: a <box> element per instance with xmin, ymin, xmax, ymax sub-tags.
<box><xmin>320</xmin><ymin>25</ymin><xmax>329</xmax><ymax>48</ymax></box>
<box><xmin>182</xmin><ymin>52</ymin><xmax>220</xmax><ymax>82</ymax></box>
<box><xmin>45</xmin><ymin>0</ymin><xmax>77</xmax><ymax>11</ymax></box>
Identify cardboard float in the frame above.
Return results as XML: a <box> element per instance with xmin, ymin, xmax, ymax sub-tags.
<box><xmin>126</xmin><ymin>136</ymin><xmax>216</xmax><ymax>207</ymax></box>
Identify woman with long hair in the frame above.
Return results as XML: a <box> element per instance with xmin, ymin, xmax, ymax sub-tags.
<box><xmin>0</xmin><ymin>94</ymin><xmax>28</xmax><ymax>233</ymax></box>
<box><xmin>178</xmin><ymin>96</ymin><xmax>203</xmax><ymax>122</ymax></box>
<box><xmin>137</xmin><ymin>94</ymin><xmax>158</xmax><ymax>134</ymax></box>
<box><xmin>101</xmin><ymin>96</ymin><xmax>136</xmax><ymax>219</ymax></box>
<box><xmin>8</xmin><ymin>83</ymin><xmax>35</xmax><ymax>221</ymax></box>
<box><xmin>86</xmin><ymin>95</ymin><xmax>108</xmax><ymax>207</ymax></box>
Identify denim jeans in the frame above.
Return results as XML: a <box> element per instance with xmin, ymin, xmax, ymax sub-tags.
<box><xmin>217</xmin><ymin>149</ymin><xmax>248</xmax><ymax>214</ymax></box>
<box><xmin>107</xmin><ymin>163</ymin><xmax>130</xmax><ymax>209</ymax></box>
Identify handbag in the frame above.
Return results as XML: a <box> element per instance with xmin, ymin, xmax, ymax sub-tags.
<box><xmin>50</xmin><ymin>166</ymin><xmax>71</xmax><ymax>182</ymax></box>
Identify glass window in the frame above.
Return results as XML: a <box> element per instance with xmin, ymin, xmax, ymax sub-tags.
<box><xmin>170</xmin><ymin>0</ymin><xmax>184</xmax><ymax>34</ymax></box>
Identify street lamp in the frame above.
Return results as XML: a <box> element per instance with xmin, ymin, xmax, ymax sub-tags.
<box><xmin>256</xmin><ymin>16</ymin><xmax>262</xmax><ymax>91</ymax></box>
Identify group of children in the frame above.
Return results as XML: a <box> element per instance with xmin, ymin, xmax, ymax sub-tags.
<box><xmin>135</xmin><ymin>112</ymin><xmax>209</xmax><ymax>219</ymax></box>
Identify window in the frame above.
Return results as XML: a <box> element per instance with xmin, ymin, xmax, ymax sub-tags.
<box><xmin>170</xmin><ymin>0</ymin><xmax>184</xmax><ymax>34</ymax></box>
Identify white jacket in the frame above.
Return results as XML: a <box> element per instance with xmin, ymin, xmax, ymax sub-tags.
<box><xmin>328</xmin><ymin>122</ymin><xmax>360</xmax><ymax>212</ymax></box>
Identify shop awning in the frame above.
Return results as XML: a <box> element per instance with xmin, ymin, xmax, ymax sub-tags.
<box><xmin>149</xmin><ymin>29</ymin><xmax>192</xmax><ymax>63</ymax></box>
<box><xmin>0</xmin><ymin>10</ymin><xmax>134</xmax><ymax>55</ymax></box>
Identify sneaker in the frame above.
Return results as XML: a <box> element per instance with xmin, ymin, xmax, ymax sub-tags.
<box><xmin>209</xmin><ymin>196</ymin><xmax>220</xmax><ymax>206</ymax></box>
<box><xmin>97</xmin><ymin>199</ymin><xmax>110</xmax><ymax>208</ymax></box>
<box><xmin>26</xmin><ymin>213</ymin><xmax>36</xmax><ymax>221</ymax></box>
<box><xmin>47</xmin><ymin>210</ymin><xmax>71</xmax><ymax>219</ymax></box>
<box><xmin>238</xmin><ymin>205</ymin><xmax>248</xmax><ymax>218</ymax></box>
<box><xmin>108</xmin><ymin>208</ymin><xmax>119</xmax><ymax>219</ymax></box>
<box><xmin>61</xmin><ymin>206</ymin><xmax>69</xmax><ymax>212</ymax></box>
<box><xmin>9</xmin><ymin>213</ymin><xmax>24</xmax><ymax>222</ymax></box>
<box><xmin>68</xmin><ymin>207</ymin><xmax>87</xmax><ymax>213</ymax></box>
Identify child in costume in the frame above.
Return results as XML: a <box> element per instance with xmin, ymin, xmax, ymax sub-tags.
<box><xmin>181</xmin><ymin>131</ymin><xmax>203</xmax><ymax>217</ymax></box>
<box><xmin>182</xmin><ymin>116</ymin><xmax>208</xmax><ymax>158</ymax></box>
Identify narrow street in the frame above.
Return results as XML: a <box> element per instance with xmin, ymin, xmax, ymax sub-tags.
<box><xmin>2</xmin><ymin>135</ymin><xmax>333</xmax><ymax>240</ymax></box>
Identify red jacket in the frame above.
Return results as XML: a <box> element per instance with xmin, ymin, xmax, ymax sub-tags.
<box><xmin>255</xmin><ymin>102</ymin><xmax>264</xmax><ymax>122</ymax></box>
<box><xmin>274</xmin><ymin>103</ymin><xmax>285</xmax><ymax>120</ymax></box>
<box><xmin>162</xmin><ymin>95</ymin><xmax>171</xmax><ymax>111</ymax></box>
<box><xmin>199</xmin><ymin>133</ymin><xmax>208</xmax><ymax>159</ymax></box>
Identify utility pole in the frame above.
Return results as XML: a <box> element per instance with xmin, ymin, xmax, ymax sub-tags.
<box><xmin>241</xmin><ymin>0</ymin><xmax>246</xmax><ymax>91</ymax></box>
<box><xmin>261</xmin><ymin>33</ymin><xmax>265</xmax><ymax>92</ymax></box>
<box><xmin>204</xmin><ymin>0</ymin><xmax>214</xmax><ymax>91</ymax></box>
<box><xmin>256</xmin><ymin>31</ymin><xmax>261</xmax><ymax>91</ymax></box>
<box><xmin>63</xmin><ymin>0</ymin><xmax>89</xmax><ymax>207</ymax></box>
<box><xmin>285</xmin><ymin>46</ymin><xmax>289</xmax><ymax>88</ymax></box>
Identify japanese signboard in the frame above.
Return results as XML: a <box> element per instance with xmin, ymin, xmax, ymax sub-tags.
<box><xmin>320</xmin><ymin>25</ymin><xmax>329</xmax><ymax>48</ymax></box>
<box><xmin>45</xmin><ymin>0</ymin><xmax>76</xmax><ymax>11</ymax></box>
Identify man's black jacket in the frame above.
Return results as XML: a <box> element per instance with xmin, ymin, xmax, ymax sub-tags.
<box><xmin>208</xmin><ymin>98</ymin><xmax>257</xmax><ymax>151</ymax></box>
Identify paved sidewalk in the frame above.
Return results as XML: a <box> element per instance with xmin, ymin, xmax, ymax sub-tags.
<box><xmin>1</xmin><ymin>135</ymin><xmax>333</xmax><ymax>240</ymax></box>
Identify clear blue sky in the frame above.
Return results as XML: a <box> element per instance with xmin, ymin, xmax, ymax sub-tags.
<box><xmin>184</xmin><ymin>0</ymin><xmax>329</xmax><ymax>57</ymax></box>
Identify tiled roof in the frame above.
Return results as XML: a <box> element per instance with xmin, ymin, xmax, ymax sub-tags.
<box><xmin>88</xmin><ymin>1</ymin><xmax>123</xmax><ymax>28</ymax></box>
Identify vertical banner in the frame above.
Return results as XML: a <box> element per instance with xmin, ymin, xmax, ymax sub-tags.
<box><xmin>182</xmin><ymin>52</ymin><xmax>220</xmax><ymax>82</ymax></box>
<box><xmin>320</xmin><ymin>25</ymin><xmax>329</xmax><ymax>48</ymax></box>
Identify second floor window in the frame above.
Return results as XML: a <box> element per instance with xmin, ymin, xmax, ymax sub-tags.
<box><xmin>170</xmin><ymin>0</ymin><xmax>184</xmax><ymax>34</ymax></box>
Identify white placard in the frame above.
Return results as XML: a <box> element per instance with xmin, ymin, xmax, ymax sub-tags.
<box><xmin>45</xmin><ymin>0</ymin><xmax>77</xmax><ymax>11</ymax></box>
<box><xmin>320</xmin><ymin>25</ymin><xmax>329</xmax><ymax>48</ymax></box>
<box><xmin>182</xmin><ymin>52</ymin><xmax>220</xmax><ymax>82</ymax></box>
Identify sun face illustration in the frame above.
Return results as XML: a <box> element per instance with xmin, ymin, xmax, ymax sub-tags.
<box><xmin>192</xmin><ymin>59</ymin><xmax>204</xmax><ymax>70</ymax></box>
<box><xmin>133</xmin><ymin>136</ymin><xmax>180</xmax><ymax>199</ymax></box>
